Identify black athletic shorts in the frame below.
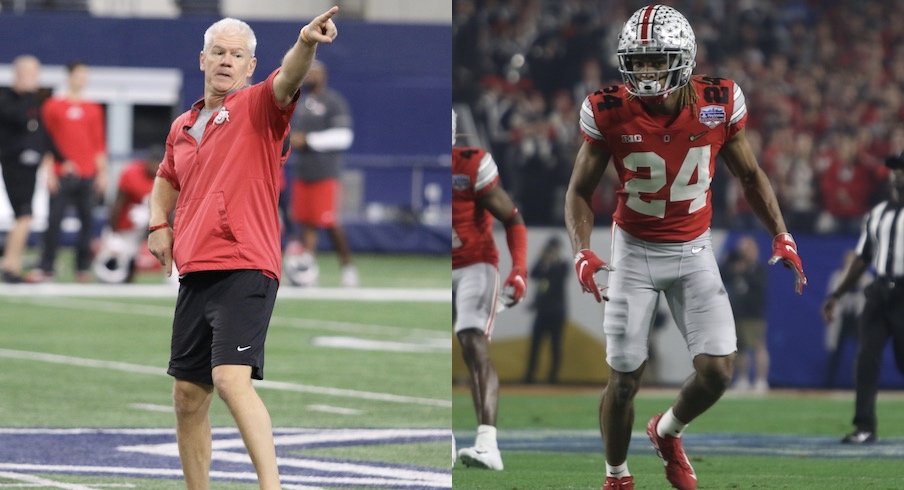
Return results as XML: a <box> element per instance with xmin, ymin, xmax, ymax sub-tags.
<box><xmin>0</xmin><ymin>155</ymin><xmax>39</xmax><ymax>218</ymax></box>
<box><xmin>167</xmin><ymin>269</ymin><xmax>278</xmax><ymax>385</ymax></box>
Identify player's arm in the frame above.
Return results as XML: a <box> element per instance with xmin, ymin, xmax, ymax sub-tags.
<box><xmin>821</xmin><ymin>255</ymin><xmax>869</xmax><ymax>323</ymax></box>
<box><xmin>722</xmin><ymin>128</ymin><xmax>807</xmax><ymax>294</ymax></box>
<box><xmin>147</xmin><ymin>176</ymin><xmax>179</xmax><ymax>277</ymax></box>
<box><xmin>479</xmin><ymin>185</ymin><xmax>527</xmax><ymax>307</ymax></box>
<box><xmin>565</xmin><ymin>140</ymin><xmax>612</xmax><ymax>302</ymax></box>
<box><xmin>272</xmin><ymin>6</ymin><xmax>339</xmax><ymax>108</ymax></box>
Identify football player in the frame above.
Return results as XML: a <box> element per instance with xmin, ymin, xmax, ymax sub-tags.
<box><xmin>452</xmin><ymin>109</ymin><xmax>527</xmax><ymax>471</ymax></box>
<box><xmin>564</xmin><ymin>5</ymin><xmax>807</xmax><ymax>489</ymax></box>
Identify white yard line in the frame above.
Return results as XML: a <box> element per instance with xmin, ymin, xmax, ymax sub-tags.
<box><xmin>0</xmin><ymin>296</ymin><xmax>444</xmax><ymax>338</ymax></box>
<box><xmin>0</xmin><ymin>348</ymin><xmax>450</xmax><ymax>408</ymax></box>
<box><xmin>127</xmin><ymin>403</ymin><xmax>172</xmax><ymax>413</ymax></box>
<box><xmin>305</xmin><ymin>404</ymin><xmax>363</xmax><ymax>416</ymax></box>
<box><xmin>0</xmin><ymin>472</ymin><xmax>99</xmax><ymax>490</ymax></box>
<box><xmin>0</xmin><ymin>464</ymin><xmax>447</xmax><ymax>488</ymax></box>
<box><xmin>0</xmin><ymin>283</ymin><xmax>450</xmax><ymax>302</ymax></box>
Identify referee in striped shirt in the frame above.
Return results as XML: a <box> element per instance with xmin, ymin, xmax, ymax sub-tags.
<box><xmin>822</xmin><ymin>153</ymin><xmax>904</xmax><ymax>445</ymax></box>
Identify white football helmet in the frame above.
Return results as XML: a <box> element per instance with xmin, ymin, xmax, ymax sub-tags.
<box><xmin>285</xmin><ymin>251</ymin><xmax>319</xmax><ymax>287</ymax></box>
<box><xmin>93</xmin><ymin>229</ymin><xmax>141</xmax><ymax>283</ymax></box>
<box><xmin>617</xmin><ymin>5</ymin><xmax>696</xmax><ymax>97</ymax></box>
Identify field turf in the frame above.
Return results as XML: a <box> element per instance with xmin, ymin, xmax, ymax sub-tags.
<box><xmin>453</xmin><ymin>388</ymin><xmax>904</xmax><ymax>489</ymax></box>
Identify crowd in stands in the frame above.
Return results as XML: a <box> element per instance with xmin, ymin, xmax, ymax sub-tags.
<box><xmin>453</xmin><ymin>0</ymin><xmax>902</xmax><ymax>231</ymax></box>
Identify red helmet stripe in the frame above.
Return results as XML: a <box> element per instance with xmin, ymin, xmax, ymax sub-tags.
<box><xmin>638</xmin><ymin>5</ymin><xmax>658</xmax><ymax>45</ymax></box>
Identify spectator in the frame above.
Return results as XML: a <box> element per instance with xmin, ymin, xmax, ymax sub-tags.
<box><xmin>721</xmin><ymin>236</ymin><xmax>769</xmax><ymax>392</ymax></box>
<box><xmin>523</xmin><ymin>235</ymin><xmax>568</xmax><ymax>384</ymax></box>
<box><xmin>92</xmin><ymin>146</ymin><xmax>162</xmax><ymax>283</ymax></box>
<box><xmin>35</xmin><ymin>61</ymin><xmax>107</xmax><ymax>283</ymax></box>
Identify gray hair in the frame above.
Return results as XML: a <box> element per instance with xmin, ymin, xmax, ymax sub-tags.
<box><xmin>13</xmin><ymin>54</ymin><xmax>40</xmax><ymax>69</ymax></box>
<box><xmin>203</xmin><ymin>18</ymin><xmax>257</xmax><ymax>55</ymax></box>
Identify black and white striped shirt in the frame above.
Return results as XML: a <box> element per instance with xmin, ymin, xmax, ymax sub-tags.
<box><xmin>856</xmin><ymin>200</ymin><xmax>904</xmax><ymax>279</ymax></box>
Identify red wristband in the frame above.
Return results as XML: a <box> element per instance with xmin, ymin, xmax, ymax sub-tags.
<box><xmin>148</xmin><ymin>223</ymin><xmax>170</xmax><ymax>232</ymax></box>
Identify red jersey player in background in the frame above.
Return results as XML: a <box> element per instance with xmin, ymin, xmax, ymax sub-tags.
<box><xmin>564</xmin><ymin>5</ymin><xmax>806</xmax><ymax>490</ymax></box>
<box><xmin>93</xmin><ymin>145</ymin><xmax>162</xmax><ymax>283</ymax></box>
<box><xmin>452</xmin><ymin>108</ymin><xmax>527</xmax><ymax>471</ymax></box>
<box><xmin>36</xmin><ymin>61</ymin><xmax>108</xmax><ymax>282</ymax></box>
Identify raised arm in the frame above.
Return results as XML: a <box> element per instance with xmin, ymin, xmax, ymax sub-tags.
<box><xmin>272</xmin><ymin>6</ymin><xmax>339</xmax><ymax>107</ymax></box>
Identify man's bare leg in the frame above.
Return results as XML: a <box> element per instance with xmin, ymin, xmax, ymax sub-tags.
<box><xmin>1</xmin><ymin>216</ymin><xmax>32</xmax><ymax>275</ymax></box>
<box><xmin>173</xmin><ymin>379</ymin><xmax>214</xmax><ymax>490</ymax></box>
<box><xmin>212</xmin><ymin>364</ymin><xmax>280</xmax><ymax>490</ymax></box>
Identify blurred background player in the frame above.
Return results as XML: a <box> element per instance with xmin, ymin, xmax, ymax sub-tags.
<box><xmin>565</xmin><ymin>5</ymin><xmax>806</xmax><ymax>489</ymax></box>
<box><xmin>721</xmin><ymin>235</ymin><xmax>768</xmax><ymax>393</ymax></box>
<box><xmin>0</xmin><ymin>54</ymin><xmax>55</xmax><ymax>283</ymax></box>
<box><xmin>34</xmin><ymin>60</ymin><xmax>108</xmax><ymax>283</ymax></box>
<box><xmin>523</xmin><ymin>234</ymin><xmax>569</xmax><ymax>385</ymax></box>
<box><xmin>284</xmin><ymin>60</ymin><xmax>357</xmax><ymax>287</ymax></box>
<box><xmin>92</xmin><ymin>145</ymin><xmax>162</xmax><ymax>283</ymax></box>
<box><xmin>453</xmin><ymin>108</ymin><xmax>527</xmax><ymax>471</ymax></box>
<box><xmin>822</xmin><ymin>154</ymin><xmax>904</xmax><ymax>445</ymax></box>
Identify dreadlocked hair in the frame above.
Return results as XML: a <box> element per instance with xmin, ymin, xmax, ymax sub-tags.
<box><xmin>673</xmin><ymin>79</ymin><xmax>698</xmax><ymax>111</ymax></box>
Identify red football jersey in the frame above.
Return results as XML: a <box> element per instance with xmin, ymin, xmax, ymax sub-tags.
<box><xmin>115</xmin><ymin>161</ymin><xmax>155</xmax><ymax>231</ymax></box>
<box><xmin>452</xmin><ymin>146</ymin><xmax>500</xmax><ymax>269</ymax></box>
<box><xmin>580</xmin><ymin>76</ymin><xmax>748</xmax><ymax>242</ymax></box>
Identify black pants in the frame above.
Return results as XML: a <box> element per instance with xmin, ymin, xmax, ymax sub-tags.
<box><xmin>524</xmin><ymin>310</ymin><xmax>565</xmax><ymax>384</ymax></box>
<box><xmin>852</xmin><ymin>280</ymin><xmax>904</xmax><ymax>432</ymax></box>
<box><xmin>40</xmin><ymin>176</ymin><xmax>95</xmax><ymax>274</ymax></box>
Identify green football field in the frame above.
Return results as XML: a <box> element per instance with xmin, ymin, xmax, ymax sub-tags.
<box><xmin>0</xmin><ymin>253</ymin><xmax>452</xmax><ymax>489</ymax></box>
<box><xmin>452</xmin><ymin>388</ymin><xmax>904</xmax><ymax>489</ymax></box>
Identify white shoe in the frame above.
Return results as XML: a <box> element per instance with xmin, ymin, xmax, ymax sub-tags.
<box><xmin>341</xmin><ymin>265</ymin><xmax>359</xmax><ymax>287</ymax></box>
<box><xmin>457</xmin><ymin>446</ymin><xmax>503</xmax><ymax>470</ymax></box>
<box><xmin>732</xmin><ymin>378</ymin><xmax>751</xmax><ymax>392</ymax></box>
<box><xmin>753</xmin><ymin>379</ymin><xmax>769</xmax><ymax>393</ymax></box>
<box><xmin>285</xmin><ymin>252</ymin><xmax>319</xmax><ymax>287</ymax></box>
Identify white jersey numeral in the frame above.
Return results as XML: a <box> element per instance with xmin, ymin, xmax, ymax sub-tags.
<box><xmin>622</xmin><ymin>145</ymin><xmax>712</xmax><ymax>218</ymax></box>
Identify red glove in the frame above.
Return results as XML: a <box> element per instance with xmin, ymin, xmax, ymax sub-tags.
<box><xmin>768</xmin><ymin>232</ymin><xmax>807</xmax><ymax>295</ymax></box>
<box><xmin>501</xmin><ymin>267</ymin><xmax>527</xmax><ymax>308</ymax></box>
<box><xmin>574</xmin><ymin>249</ymin><xmax>612</xmax><ymax>303</ymax></box>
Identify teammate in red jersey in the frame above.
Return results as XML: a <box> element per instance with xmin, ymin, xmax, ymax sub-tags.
<box><xmin>37</xmin><ymin>61</ymin><xmax>108</xmax><ymax>282</ymax></box>
<box><xmin>453</xmin><ymin>109</ymin><xmax>527</xmax><ymax>471</ymax></box>
<box><xmin>564</xmin><ymin>5</ymin><xmax>807</xmax><ymax>490</ymax></box>
<box><xmin>93</xmin><ymin>146</ymin><xmax>162</xmax><ymax>283</ymax></box>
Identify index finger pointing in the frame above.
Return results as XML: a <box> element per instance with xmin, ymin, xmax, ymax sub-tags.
<box><xmin>313</xmin><ymin>5</ymin><xmax>339</xmax><ymax>24</ymax></box>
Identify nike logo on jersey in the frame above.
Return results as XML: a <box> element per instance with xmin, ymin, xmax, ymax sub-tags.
<box><xmin>237</xmin><ymin>345</ymin><xmax>252</xmax><ymax>352</ymax></box>
<box><xmin>689</xmin><ymin>131</ymin><xmax>708</xmax><ymax>141</ymax></box>
<box><xmin>691</xmin><ymin>245</ymin><xmax>706</xmax><ymax>254</ymax></box>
